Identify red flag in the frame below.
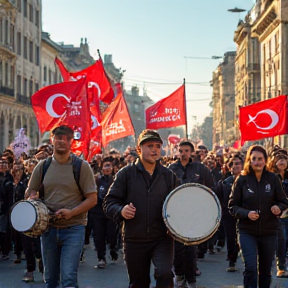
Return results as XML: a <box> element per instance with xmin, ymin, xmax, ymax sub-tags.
<box><xmin>101</xmin><ymin>91</ymin><xmax>134</xmax><ymax>147</ymax></box>
<box><xmin>31</xmin><ymin>78</ymin><xmax>87</xmax><ymax>133</ymax></box>
<box><xmin>31</xmin><ymin>78</ymin><xmax>90</xmax><ymax>158</ymax></box>
<box><xmin>145</xmin><ymin>85</ymin><xmax>186</xmax><ymax>129</ymax></box>
<box><xmin>239</xmin><ymin>95</ymin><xmax>288</xmax><ymax>141</ymax></box>
<box><xmin>55</xmin><ymin>57</ymin><xmax>114</xmax><ymax>104</ymax></box>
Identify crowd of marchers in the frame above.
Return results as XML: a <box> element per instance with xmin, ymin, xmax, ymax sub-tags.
<box><xmin>1</xmin><ymin>135</ymin><xmax>288</xmax><ymax>288</ymax></box>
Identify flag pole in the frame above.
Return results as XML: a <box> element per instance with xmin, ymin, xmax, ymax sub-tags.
<box><xmin>183</xmin><ymin>78</ymin><xmax>188</xmax><ymax>139</ymax></box>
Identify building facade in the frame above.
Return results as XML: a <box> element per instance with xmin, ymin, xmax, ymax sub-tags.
<box><xmin>231</xmin><ymin>0</ymin><xmax>288</xmax><ymax>147</ymax></box>
<box><xmin>211</xmin><ymin>52</ymin><xmax>236</xmax><ymax>145</ymax></box>
<box><xmin>0</xmin><ymin>0</ymin><xmax>41</xmax><ymax>152</ymax></box>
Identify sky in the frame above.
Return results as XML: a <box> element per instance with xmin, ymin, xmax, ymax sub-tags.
<box><xmin>42</xmin><ymin>0</ymin><xmax>256</xmax><ymax>134</ymax></box>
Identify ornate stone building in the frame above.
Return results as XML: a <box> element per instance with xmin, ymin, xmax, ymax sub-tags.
<box><xmin>211</xmin><ymin>52</ymin><xmax>236</xmax><ymax>145</ymax></box>
<box><xmin>0</xmin><ymin>0</ymin><xmax>41</xmax><ymax>152</ymax></box>
<box><xmin>233</xmin><ymin>0</ymin><xmax>288</xmax><ymax>146</ymax></box>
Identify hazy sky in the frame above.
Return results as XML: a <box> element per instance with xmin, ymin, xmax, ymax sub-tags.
<box><xmin>42</xmin><ymin>0</ymin><xmax>256</xmax><ymax>132</ymax></box>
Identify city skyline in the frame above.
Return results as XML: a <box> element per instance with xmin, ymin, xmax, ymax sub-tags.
<box><xmin>42</xmin><ymin>0</ymin><xmax>255</xmax><ymax>132</ymax></box>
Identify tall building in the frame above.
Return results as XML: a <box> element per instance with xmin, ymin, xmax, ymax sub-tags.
<box><xmin>233</xmin><ymin>0</ymin><xmax>288</xmax><ymax>146</ymax></box>
<box><xmin>211</xmin><ymin>52</ymin><xmax>236</xmax><ymax>145</ymax></box>
<box><xmin>0</xmin><ymin>0</ymin><xmax>41</xmax><ymax>152</ymax></box>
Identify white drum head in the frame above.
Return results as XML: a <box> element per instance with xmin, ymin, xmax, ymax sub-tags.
<box><xmin>11</xmin><ymin>201</ymin><xmax>37</xmax><ymax>232</ymax></box>
<box><xmin>163</xmin><ymin>184</ymin><xmax>221</xmax><ymax>244</ymax></box>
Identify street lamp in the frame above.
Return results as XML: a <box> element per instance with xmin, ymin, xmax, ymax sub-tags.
<box><xmin>184</xmin><ymin>56</ymin><xmax>222</xmax><ymax>60</ymax></box>
<box><xmin>228</xmin><ymin>7</ymin><xmax>246</xmax><ymax>21</ymax></box>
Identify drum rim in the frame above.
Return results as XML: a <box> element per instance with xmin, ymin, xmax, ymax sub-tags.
<box><xmin>10</xmin><ymin>200</ymin><xmax>37</xmax><ymax>232</ymax></box>
<box><xmin>162</xmin><ymin>183</ymin><xmax>222</xmax><ymax>244</ymax></box>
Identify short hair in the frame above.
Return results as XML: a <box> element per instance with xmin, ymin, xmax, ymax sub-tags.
<box><xmin>197</xmin><ymin>145</ymin><xmax>208</xmax><ymax>152</ymax></box>
<box><xmin>179</xmin><ymin>140</ymin><xmax>194</xmax><ymax>152</ymax></box>
<box><xmin>51</xmin><ymin>125</ymin><xmax>74</xmax><ymax>140</ymax></box>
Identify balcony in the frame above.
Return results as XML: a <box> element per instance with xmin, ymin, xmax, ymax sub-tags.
<box><xmin>0</xmin><ymin>85</ymin><xmax>14</xmax><ymax>97</ymax></box>
<box><xmin>0</xmin><ymin>43</ymin><xmax>16</xmax><ymax>59</ymax></box>
<box><xmin>248</xmin><ymin>63</ymin><xmax>260</xmax><ymax>73</ymax></box>
<box><xmin>0</xmin><ymin>0</ymin><xmax>17</xmax><ymax>10</ymax></box>
<box><xmin>16</xmin><ymin>93</ymin><xmax>31</xmax><ymax>105</ymax></box>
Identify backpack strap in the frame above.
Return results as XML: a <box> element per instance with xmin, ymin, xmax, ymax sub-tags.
<box><xmin>71</xmin><ymin>154</ymin><xmax>83</xmax><ymax>194</ymax></box>
<box><xmin>39</xmin><ymin>157</ymin><xmax>52</xmax><ymax>201</ymax></box>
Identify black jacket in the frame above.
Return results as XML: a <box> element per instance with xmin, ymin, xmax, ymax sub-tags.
<box><xmin>168</xmin><ymin>159</ymin><xmax>214</xmax><ymax>188</ymax></box>
<box><xmin>228</xmin><ymin>170</ymin><xmax>288</xmax><ymax>235</ymax></box>
<box><xmin>103</xmin><ymin>159</ymin><xmax>178</xmax><ymax>242</ymax></box>
<box><xmin>216</xmin><ymin>175</ymin><xmax>234</xmax><ymax>216</ymax></box>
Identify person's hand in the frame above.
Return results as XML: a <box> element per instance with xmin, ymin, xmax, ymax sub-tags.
<box><xmin>27</xmin><ymin>190</ymin><xmax>39</xmax><ymax>200</ymax></box>
<box><xmin>271</xmin><ymin>205</ymin><xmax>281</xmax><ymax>216</ymax></box>
<box><xmin>248</xmin><ymin>211</ymin><xmax>259</xmax><ymax>221</ymax></box>
<box><xmin>55</xmin><ymin>209</ymin><xmax>74</xmax><ymax>220</ymax></box>
<box><xmin>121</xmin><ymin>202</ymin><xmax>136</xmax><ymax>219</ymax></box>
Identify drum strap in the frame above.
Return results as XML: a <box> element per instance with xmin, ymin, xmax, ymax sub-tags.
<box><xmin>38</xmin><ymin>154</ymin><xmax>83</xmax><ymax>200</ymax></box>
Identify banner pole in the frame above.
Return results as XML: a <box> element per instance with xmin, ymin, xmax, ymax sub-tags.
<box><xmin>183</xmin><ymin>78</ymin><xmax>188</xmax><ymax>139</ymax></box>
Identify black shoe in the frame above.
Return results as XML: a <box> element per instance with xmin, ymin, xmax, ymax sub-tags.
<box><xmin>110</xmin><ymin>249</ymin><xmax>118</xmax><ymax>261</ymax></box>
<box><xmin>14</xmin><ymin>255</ymin><xmax>21</xmax><ymax>264</ymax></box>
<box><xmin>226</xmin><ymin>261</ymin><xmax>237</xmax><ymax>272</ymax></box>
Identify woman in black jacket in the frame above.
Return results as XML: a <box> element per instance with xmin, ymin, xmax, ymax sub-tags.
<box><xmin>228</xmin><ymin>145</ymin><xmax>288</xmax><ymax>288</ymax></box>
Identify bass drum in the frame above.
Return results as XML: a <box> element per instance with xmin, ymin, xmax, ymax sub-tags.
<box><xmin>10</xmin><ymin>200</ymin><xmax>50</xmax><ymax>237</ymax></box>
<box><xmin>162</xmin><ymin>183</ymin><xmax>221</xmax><ymax>245</ymax></box>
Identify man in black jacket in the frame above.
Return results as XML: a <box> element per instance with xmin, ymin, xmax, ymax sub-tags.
<box><xmin>168</xmin><ymin>140</ymin><xmax>214</xmax><ymax>288</ymax></box>
<box><xmin>103</xmin><ymin>129</ymin><xmax>178</xmax><ymax>288</ymax></box>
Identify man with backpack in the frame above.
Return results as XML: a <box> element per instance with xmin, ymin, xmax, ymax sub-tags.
<box><xmin>25</xmin><ymin>125</ymin><xmax>97</xmax><ymax>288</ymax></box>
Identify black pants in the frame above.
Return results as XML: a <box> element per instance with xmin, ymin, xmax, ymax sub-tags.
<box><xmin>124</xmin><ymin>235</ymin><xmax>174</xmax><ymax>288</ymax></box>
<box><xmin>90</xmin><ymin>212</ymin><xmax>118</xmax><ymax>260</ymax></box>
<box><xmin>21</xmin><ymin>234</ymin><xmax>42</xmax><ymax>272</ymax></box>
<box><xmin>12</xmin><ymin>228</ymin><xmax>23</xmax><ymax>257</ymax></box>
<box><xmin>223</xmin><ymin>213</ymin><xmax>239</xmax><ymax>263</ymax></box>
<box><xmin>0</xmin><ymin>231</ymin><xmax>11</xmax><ymax>256</ymax></box>
<box><xmin>174</xmin><ymin>241</ymin><xmax>196</xmax><ymax>283</ymax></box>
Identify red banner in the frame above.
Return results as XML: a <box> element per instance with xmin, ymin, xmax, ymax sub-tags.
<box><xmin>55</xmin><ymin>57</ymin><xmax>114</xmax><ymax>104</ymax></box>
<box><xmin>145</xmin><ymin>85</ymin><xmax>186</xmax><ymax>129</ymax></box>
<box><xmin>239</xmin><ymin>95</ymin><xmax>288</xmax><ymax>141</ymax></box>
<box><xmin>101</xmin><ymin>91</ymin><xmax>134</xmax><ymax>147</ymax></box>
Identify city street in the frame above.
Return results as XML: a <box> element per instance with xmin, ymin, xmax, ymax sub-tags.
<box><xmin>1</xmin><ymin>242</ymin><xmax>288</xmax><ymax>288</ymax></box>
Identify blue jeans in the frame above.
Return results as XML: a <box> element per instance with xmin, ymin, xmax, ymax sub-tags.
<box><xmin>276</xmin><ymin>218</ymin><xmax>288</xmax><ymax>270</ymax></box>
<box><xmin>239</xmin><ymin>233</ymin><xmax>277</xmax><ymax>288</ymax></box>
<box><xmin>41</xmin><ymin>225</ymin><xmax>85</xmax><ymax>288</ymax></box>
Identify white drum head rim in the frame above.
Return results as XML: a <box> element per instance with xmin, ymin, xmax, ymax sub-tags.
<box><xmin>11</xmin><ymin>201</ymin><xmax>37</xmax><ymax>232</ymax></box>
<box><xmin>163</xmin><ymin>183</ymin><xmax>221</xmax><ymax>244</ymax></box>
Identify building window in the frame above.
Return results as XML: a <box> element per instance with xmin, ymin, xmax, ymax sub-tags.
<box><xmin>23</xmin><ymin>0</ymin><xmax>27</xmax><ymax>18</ymax></box>
<box><xmin>35</xmin><ymin>10</ymin><xmax>39</xmax><ymax>27</ymax></box>
<box><xmin>10</xmin><ymin>65</ymin><xmax>14</xmax><ymax>88</ymax></box>
<box><xmin>43</xmin><ymin>66</ymin><xmax>47</xmax><ymax>82</ymax></box>
<box><xmin>23</xmin><ymin>36</ymin><xmax>27</xmax><ymax>59</ymax></box>
<box><xmin>48</xmin><ymin>69</ymin><xmax>52</xmax><ymax>84</ymax></box>
<box><xmin>35</xmin><ymin>45</ymin><xmax>39</xmax><ymax>65</ymax></box>
<box><xmin>17</xmin><ymin>32</ymin><xmax>21</xmax><ymax>55</ymax></box>
<box><xmin>4</xmin><ymin>19</ymin><xmax>8</xmax><ymax>44</ymax></box>
<box><xmin>134</xmin><ymin>103</ymin><xmax>139</xmax><ymax>113</ymax></box>
<box><xmin>5</xmin><ymin>62</ymin><xmax>8</xmax><ymax>86</ymax></box>
<box><xmin>23</xmin><ymin>78</ymin><xmax>27</xmax><ymax>96</ymax></box>
<box><xmin>10</xmin><ymin>23</ymin><xmax>14</xmax><ymax>50</ymax></box>
<box><xmin>35</xmin><ymin>82</ymin><xmax>39</xmax><ymax>92</ymax></box>
<box><xmin>17</xmin><ymin>75</ymin><xmax>21</xmax><ymax>95</ymax></box>
<box><xmin>29</xmin><ymin>79</ymin><xmax>33</xmax><ymax>96</ymax></box>
<box><xmin>0</xmin><ymin>18</ymin><xmax>2</xmax><ymax>43</ymax></box>
<box><xmin>29</xmin><ymin>40</ymin><xmax>33</xmax><ymax>62</ymax></box>
<box><xmin>17</xmin><ymin>0</ymin><xmax>21</xmax><ymax>12</ymax></box>
<box><xmin>29</xmin><ymin>4</ymin><xmax>33</xmax><ymax>22</ymax></box>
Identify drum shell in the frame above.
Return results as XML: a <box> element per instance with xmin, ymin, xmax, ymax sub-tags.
<box><xmin>10</xmin><ymin>200</ymin><xmax>50</xmax><ymax>237</ymax></box>
<box><xmin>162</xmin><ymin>183</ymin><xmax>222</xmax><ymax>245</ymax></box>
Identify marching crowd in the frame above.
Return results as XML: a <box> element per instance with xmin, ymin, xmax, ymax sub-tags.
<box><xmin>1</xmin><ymin>127</ymin><xmax>288</xmax><ymax>288</ymax></box>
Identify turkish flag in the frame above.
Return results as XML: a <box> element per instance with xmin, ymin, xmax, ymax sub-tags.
<box><xmin>239</xmin><ymin>95</ymin><xmax>288</xmax><ymax>141</ymax></box>
<box><xmin>57</xmin><ymin>81</ymin><xmax>91</xmax><ymax>159</ymax></box>
<box><xmin>145</xmin><ymin>85</ymin><xmax>186</xmax><ymax>129</ymax></box>
<box><xmin>31</xmin><ymin>78</ymin><xmax>87</xmax><ymax>133</ymax></box>
<box><xmin>101</xmin><ymin>91</ymin><xmax>135</xmax><ymax>147</ymax></box>
<box><xmin>55</xmin><ymin>57</ymin><xmax>114</xmax><ymax>104</ymax></box>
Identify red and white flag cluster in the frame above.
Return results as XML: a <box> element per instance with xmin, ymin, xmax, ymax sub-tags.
<box><xmin>31</xmin><ymin>57</ymin><xmax>134</xmax><ymax>159</ymax></box>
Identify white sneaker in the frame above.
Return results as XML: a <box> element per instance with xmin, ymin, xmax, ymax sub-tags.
<box><xmin>97</xmin><ymin>259</ymin><xmax>106</xmax><ymax>269</ymax></box>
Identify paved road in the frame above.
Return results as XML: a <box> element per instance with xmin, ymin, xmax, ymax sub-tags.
<box><xmin>1</xmin><ymin>243</ymin><xmax>288</xmax><ymax>288</ymax></box>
